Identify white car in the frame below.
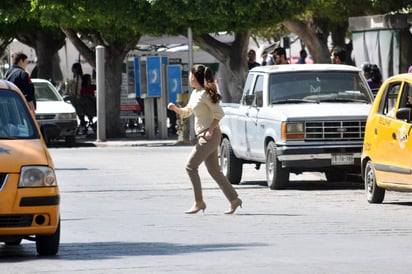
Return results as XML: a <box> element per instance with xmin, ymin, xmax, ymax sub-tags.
<box><xmin>32</xmin><ymin>79</ymin><xmax>77</xmax><ymax>146</ymax></box>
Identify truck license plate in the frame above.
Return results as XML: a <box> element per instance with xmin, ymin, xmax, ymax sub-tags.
<box><xmin>331</xmin><ymin>154</ymin><xmax>354</xmax><ymax>165</ymax></box>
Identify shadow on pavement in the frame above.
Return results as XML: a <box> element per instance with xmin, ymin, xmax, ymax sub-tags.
<box><xmin>240</xmin><ymin>178</ymin><xmax>363</xmax><ymax>191</ymax></box>
<box><xmin>0</xmin><ymin>241</ymin><xmax>267</xmax><ymax>260</ymax></box>
<box><xmin>384</xmin><ymin>201</ymin><xmax>412</xmax><ymax>206</ymax></box>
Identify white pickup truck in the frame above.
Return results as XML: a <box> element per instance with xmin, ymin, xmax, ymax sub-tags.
<box><xmin>219</xmin><ymin>64</ymin><xmax>374</xmax><ymax>189</ymax></box>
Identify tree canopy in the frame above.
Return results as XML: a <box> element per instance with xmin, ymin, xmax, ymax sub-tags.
<box><xmin>27</xmin><ymin>0</ymin><xmax>308</xmax><ymax>136</ymax></box>
<box><xmin>1</xmin><ymin>0</ymin><xmax>410</xmax><ymax>136</ymax></box>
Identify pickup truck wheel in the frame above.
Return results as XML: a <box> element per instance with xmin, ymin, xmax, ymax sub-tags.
<box><xmin>219</xmin><ymin>138</ymin><xmax>242</xmax><ymax>184</ymax></box>
<box><xmin>364</xmin><ymin>160</ymin><xmax>385</xmax><ymax>203</ymax></box>
<box><xmin>265</xmin><ymin>141</ymin><xmax>289</xmax><ymax>189</ymax></box>
<box><xmin>36</xmin><ymin>218</ymin><xmax>60</xmax><ymax>256</ymax></box>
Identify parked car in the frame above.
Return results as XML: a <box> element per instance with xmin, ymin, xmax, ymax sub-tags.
<box><xmin>32</xmin><ymin>78</ymin><xmax>77</xmax><ymax>146</ymax></box>
<box><xmin>0</xmin><ymin>79</ymin><xmax>60</xmax><ymax>255</ymax></box>
<box><xmin>362</xmin><ymin>73</ymin><xmax>412</xmax><ymax>203</ymax></box>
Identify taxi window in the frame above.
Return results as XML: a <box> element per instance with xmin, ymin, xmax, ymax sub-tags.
<box><xmin>378</xmin><ymin>82</ymin><xmax>401</xmax><ymax>117</ymax></box>
<box><xmin>398</xmin><ymin>83</ymin><xmax>412</xmax><ymax>109</ymax></box>
<box><xmin>0</xmin><ymin>90</ymin><xmax>38</xmax><ymax>139</ymax></box>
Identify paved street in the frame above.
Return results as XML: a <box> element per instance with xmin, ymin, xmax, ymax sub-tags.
<box><xmin>2</xmin><ymin>143</ymin><xmax>412</xmax><ymax>273</ymax></box>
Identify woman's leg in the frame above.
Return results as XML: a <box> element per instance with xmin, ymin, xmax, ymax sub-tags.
<box><xmin>185</xmin><ymin>138</ymin><xmax>210</xmax><ymax>202</ymax></box>
<box><xmin>203</xmin><ymin>129</ymin><xmax>238</xmax><ymax>202</ymax></box>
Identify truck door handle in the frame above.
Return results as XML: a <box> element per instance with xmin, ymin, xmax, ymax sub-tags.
<box><xmin>392</xmin><ymin>132</ymin><xmax>397</xmax><ymax>140</ymax></box>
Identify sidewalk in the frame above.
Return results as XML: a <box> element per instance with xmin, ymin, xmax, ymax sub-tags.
<box><xmin>76</xmin><ymin>134</ymin><xmax>194</xmax><ymax>147</ymax></box>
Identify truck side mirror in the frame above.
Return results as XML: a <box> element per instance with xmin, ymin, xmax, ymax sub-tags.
<box><xmin>243</xmin><ymin>94</ymin><xmax>255</xmax><ymax>105</ymax></box>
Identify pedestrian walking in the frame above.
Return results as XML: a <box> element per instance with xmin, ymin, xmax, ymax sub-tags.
<box><xmin>4</xmin><ymin>52</ymin><xmax>36</xmax><ymax>113</ymax></box>
<box><xmin>167</xmin><ymin>64</ymin><xmax>242</xmax><ymax>214</ymax></box>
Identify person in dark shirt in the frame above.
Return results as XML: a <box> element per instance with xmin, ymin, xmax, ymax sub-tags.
<box><xmin>78</xmin><ymin>74</ymin><xmax>96</xmax><ymax>134</ymax></box>
<box><xmin>4</xmin><ymin>52</ymin><xmax>35</xmax><ymax>112</ymax></box>
<box><xmin>247</xmin><ymin>49</ymin><xmax>260</xmax><ymax>70</ymax></box>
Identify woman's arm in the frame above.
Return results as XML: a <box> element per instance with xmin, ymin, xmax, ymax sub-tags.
<box><xmin>204</xmin><ymin>119</ymin><xmax>220</xmax><ymax>140</ymax></box>
<box><xmin>167</xmin><ymin>102</ymin><xmax>191</xmax><ymax>118</ymax></box>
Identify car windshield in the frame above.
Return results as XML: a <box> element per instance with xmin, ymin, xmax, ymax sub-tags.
<box><xmin>0</xmin><ymin>89</ymin><xmax>39</xmax><ymax>139</ymax></box>
<box><xmin>34</xmin><ymin>82</ymin><xmax>61</xmax><ymax>102</ymax></box>
<box><xmin>269</xmin><ymin>71</ymin><xmax>372</xmax><ymax>104</ymax></box>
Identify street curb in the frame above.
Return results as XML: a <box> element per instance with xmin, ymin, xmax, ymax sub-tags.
<box><xmin>79</xmin><ymin>138</ymin><xmax>195</xmax><ymax>147</ymax></box>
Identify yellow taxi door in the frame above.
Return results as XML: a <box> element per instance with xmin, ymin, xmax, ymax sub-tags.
<box><xmin>374</xmin><ymin>81</ymin><xmax>412</xmax><ymax>185</ymax></box>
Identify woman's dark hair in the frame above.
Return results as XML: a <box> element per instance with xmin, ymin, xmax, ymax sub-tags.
<box><xmin>369</xmin><ymin>64</ymin><xmax>382</xmax><ymax>83</ymax></box>
<box><xmin>363</xmin><ymin>63</ymin><xmax>382</xmax><ymax>83</ymax></box>
<box><xmin>191</xmin><ymin>64</ymin><xmax>221</xmax><ymax>104</ymax></box>
<box><xmin>72</xmin><ymin>62</ymin><xmax>83</xmax><ymax>76</ymax></box>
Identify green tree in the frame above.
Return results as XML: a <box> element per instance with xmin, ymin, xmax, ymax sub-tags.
<box><xmin>33</xmin><ymin>0</ymin><xmax>155</xmax><ymax>137</ymax></box>
<box><xmin>0</xmin><ymin>1</ymin><xmax>65</xmax><ymax>79</ymax></box>
<box><xmin>151</xmin><ymin>0</ymin><xmax>306</xmax><ymax>102</ymax></box>
<box><xmin>32</xmin><ymin>0</ymin><xmax>307</xmax><ymax>139</ymax></box>
<box><xmin>282</xmin><ymin>0</ymin><xmax>412</xmax><ymax>64</ymax></box>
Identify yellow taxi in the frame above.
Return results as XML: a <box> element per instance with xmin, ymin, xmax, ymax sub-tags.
<box><xmin>362</xmin><ymin>73</ymin><xmax>412</xmax><ymax>203</ymax></box>
<box><xmin>0</xmin><ymin>80</ymin><xmax>60</xmax><ymax>255</ymax></box>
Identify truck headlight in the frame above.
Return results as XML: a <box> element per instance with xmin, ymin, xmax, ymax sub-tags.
<box><xmin>19</xmin><ymin>166</ymin><xmax>57</xmax><ymax>187</ymax></box>
<box><xmin>281</xmin><ymin>122</ymin><xmax>304</xmax><ymax>140</ymax></box>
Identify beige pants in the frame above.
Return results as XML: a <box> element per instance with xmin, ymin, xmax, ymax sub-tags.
<box><xmin>185</xmin><ymin>128</ymin><xmax>238</xmax><ymax>202</ymax></box>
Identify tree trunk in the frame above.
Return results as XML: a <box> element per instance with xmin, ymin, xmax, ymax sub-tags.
<box><xmin>60</xmin><ymin>28</ymin><xmax>96</xmax><ymax>67</ymax></box>
<box><xmin>0</xmin><ymin>37</ymin><xmax>13</xmax><ymax>62</ymax></box>
<box><xmin>193</xmin><ymin>31</ymin><xmax>250</xmax><ymax>103</ymax></box>
<box><xmin>34</xmin><ymin>37</ymin><xmax>55</xmax><ymax>79</ymax></box>
<box><xmin>283</xmin><ymin>17</ymin><xmax>331</xmax><ymax>64</ymax></box>
<box><xmin>330</xmin><ymin>23</ymin><xmax>353</xmax><ymax>65</ymax></box>
<box><xmin>16</xmin><ymin>29</ymin><xmax>65</xmax><ymax>80</ymax></box>
<box><xmin>104</xmin><ymin>46</ymin><xmax>127</xmax><ymax>138</ymax></box>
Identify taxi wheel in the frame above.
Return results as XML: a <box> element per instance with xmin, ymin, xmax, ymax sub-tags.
<box><xmin>36</xmin><ymin>218</ymin><xmax>60</xmax><ymax>256</ymax></box>
<box><xmin>364</xmin><ymin>160</ymin><xmax>385</xmax><ymax>203</ymax></box>
<box><xmin>5</xmin><ymin>238</ymin><xmax>22</xmax><ymax>246</ymax></box>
